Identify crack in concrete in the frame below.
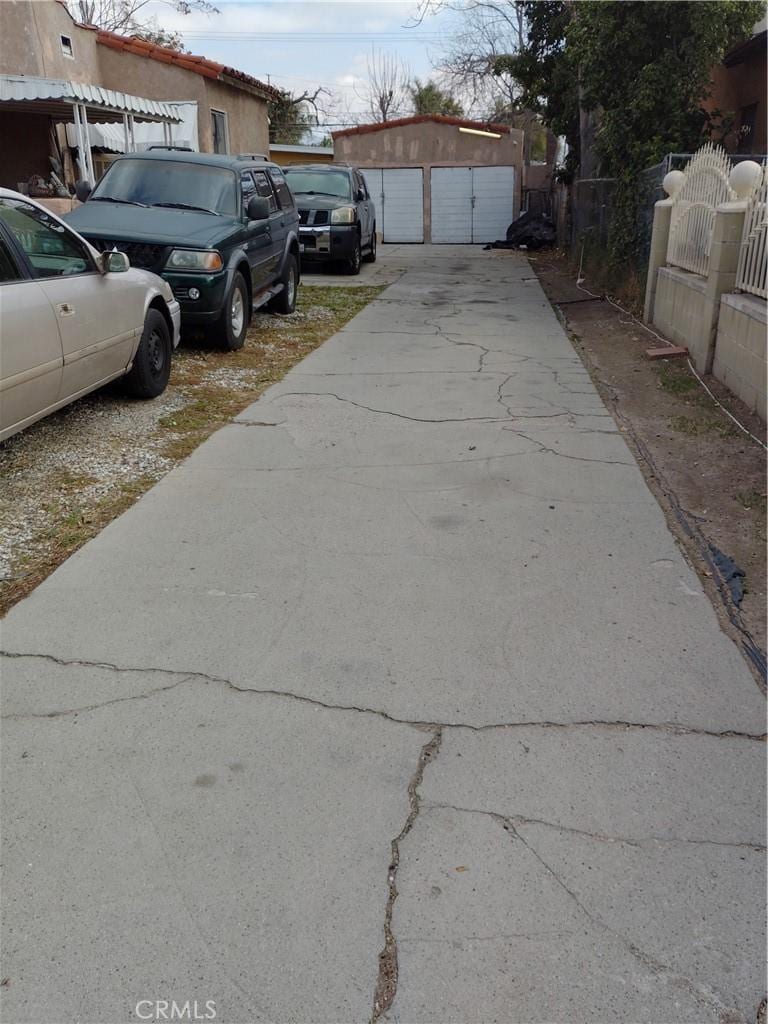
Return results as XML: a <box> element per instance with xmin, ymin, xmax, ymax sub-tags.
<box><xmin>231</xmin><ymin>420</ymin><xmax>283</xmax><ymax>428</ymax></box>
<box><xmin>271</xmin><ymin>391</ymin><xmax>514</xmax><ymax>425</ymax></box>
<box><xmin>2</xmin><ymin>653</ymin><xmax>765</xmax><ymax>742</ymax></box>
<box><xmin>1</xmin><ymin>673</ymin><xmax>197</xmax><ymax>720</ymax></box>
<box><xmin>371</xmin><ymin>729</ymin><xmax>442</xmax><ymax>1023</ymax></box>
<box><xmin>426</xmin><ymin>803</ymin><xmax>766</xmax><ymax>853</ymax></box>
<box><xmin>422</xmin><ymin>802</ymin><xmax>749</xmax><ymax>1019</ymax></box>
<box><xmin>503</xmin><ymin>819</ymin><xmax>745</xmax><ymax>1022</ymax></box>
<box><xmin>501</xmin><ymin>429</ymin><xmax>635</xmax><ymax>467</ymax></box>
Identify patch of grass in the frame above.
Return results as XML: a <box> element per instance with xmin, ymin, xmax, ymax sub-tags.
<box><xmin>735</xmin><ymin>489</ymin><xmax>767</xmax><ymax>515</ymax></box>
<box><xmin>51</xmin><ymin>469</ymin><xmax>98</xmax><ymax>491</ymax></box>
<box><xmin>670</xmin><ymin>414</ymin><xmax>739</xmax><ymax>439</ymax></box>
<box><xmin>0</xmin><ymin>285</ymin><xmax>384</xmax><ymax>617</ymax></box>
<box><xmin>657</xmin><ymin>361</ymin><xmax>700</xmax><ymax>397</ymax></box>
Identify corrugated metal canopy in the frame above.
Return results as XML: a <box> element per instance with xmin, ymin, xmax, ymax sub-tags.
<box><xmin>0</xmin><ymin>75</ymin><xmax>182</xmax><ymax>122</ymax></box>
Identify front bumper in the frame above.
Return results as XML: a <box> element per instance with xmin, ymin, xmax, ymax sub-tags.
<box><xmin>164</xmin><ymin>270</ymin><xmax>229</xmax><ymax>322</ymax></box>
<box><xmin>299</xmin><ymin>224</ymin><xmax>358</xmax><ymax>260</ymax></box>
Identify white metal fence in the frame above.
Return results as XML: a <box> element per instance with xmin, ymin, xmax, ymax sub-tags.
<box><xmin>667</xmin><ymin>142</ymin><xmax>734</xmax><ymax>276</ymax></box>
<box><xmin>736</xmin><ymin>163</ymin><xmax>767</xmax><ymax>299</ymax></box>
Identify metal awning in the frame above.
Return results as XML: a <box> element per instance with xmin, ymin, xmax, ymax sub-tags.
<box><xmin>0</xmin><ymin>75</ymin><xmax>183</xmax><ymax>123</ymax></box>
<box><xmin>0</xmin><ymin>75</ymin><xmax>183</xmax><ymax>185</ymax></box>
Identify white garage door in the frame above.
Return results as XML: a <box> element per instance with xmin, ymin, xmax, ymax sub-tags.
<box><xmin>430</xmin><ymin>167</ymin><xmax>472</xmax><ymax>243</ymax></box>
<box><xmin>361</xmin><ymin>168</ymin><xmax>424</xmax><ymax>243</ymax></box>
<box><xmin>430</xmin><ymin>166</ymin><xmax>516</xmax><ymax>243</ymax></box>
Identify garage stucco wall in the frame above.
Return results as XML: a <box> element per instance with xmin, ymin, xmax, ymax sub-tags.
<box><xmin>334</xmin><ymin>119</ymin><xmax>524</xmax><ymax>243</ymax></box>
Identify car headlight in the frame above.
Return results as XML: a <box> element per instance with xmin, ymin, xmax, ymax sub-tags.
<box><xmin>330</xmin><ymin>206</ymin><xmax>357</xmax><ymax>225</ymax></box>
<box><xmin>166</xmin><ymin>249</ymin><xmax>223</xmax><ymax>271</ymax></box>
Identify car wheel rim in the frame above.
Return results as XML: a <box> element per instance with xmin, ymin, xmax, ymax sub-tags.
<box><xmin>231</xmin><ymin>287</ymin><xmax>245</xmax><ymax>335</ymax></box>
<box><xmin>353</xmin><ymin>245</ymin><xmax>361</xmax><ymax>270</ymax></box>
<box><xmin>147</xmin><ymin>328</ymin><xmax>165</xmax><ymax>376</ymax></box>
<box><xmin>286</xmin><ymin>265</ymin><xmax>296</xmax><ymax>307</ymax></box>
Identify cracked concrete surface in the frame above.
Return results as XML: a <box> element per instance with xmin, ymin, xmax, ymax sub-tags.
<box><xmin>1</xmin><ymin>245</ymin><xmax>765</xmax><ymax>1024</ymax></box>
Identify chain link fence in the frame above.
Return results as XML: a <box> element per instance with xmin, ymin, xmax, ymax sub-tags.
<box><xmin>570</xmin><ymin>153</ymin><xmax>767</xmax><ymax>271</ymax></box>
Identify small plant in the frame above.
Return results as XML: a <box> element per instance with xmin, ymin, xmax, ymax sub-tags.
<box><xmin>735</xmin><ymin>489</ymin><xmax>767</xmax><ymax>515</ymax></box>
<box><xmin>657</xmin><ymin>363</ymin><xmax>700</xmax><ymax>397</ymax></box>
<box><xmin>670</xmin><ymin>414</ymin><xmax>738</xmax><ymax>439</ymax></box>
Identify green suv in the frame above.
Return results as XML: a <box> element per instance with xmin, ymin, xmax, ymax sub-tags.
<box><xmin>66</xmin><ymin>150</ymin><xmax>300</xmax><ymax>350</ymax></box>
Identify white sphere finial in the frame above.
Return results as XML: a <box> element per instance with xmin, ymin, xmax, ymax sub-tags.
<box><xmin>662</xmin><ymin>170</ymin><xmax>685</xmax><ymax>198</ymax></box>
<box><xmin>729</xmin><ymin>160</ymin><xmax>762</xmax><ymax>200</ymax></box>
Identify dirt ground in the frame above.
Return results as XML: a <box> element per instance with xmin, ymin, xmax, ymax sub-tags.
<box><xmin>530</xmin><ymin>251</ymin><xmax>767</xmax><ymax>685</ymax></box>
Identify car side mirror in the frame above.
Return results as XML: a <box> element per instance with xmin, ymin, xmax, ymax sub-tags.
<box><xmin>101</xmin><ymin>249</ymin><xmax>130</xmax><ymax>274</ymax></box>
<box><xmin>75</xmin><ymin>180</ymin><xmax>92</xmax><ymax>202</ymax></box>
<box><xmin>247</xmin><ymin>195</ymin><xmax>270</xmax><ymax>221</ymax></box>
<box><xmin>356</xmin><ymin>187</ymin><xmax>366</xmax><ymax>201</ymax></box>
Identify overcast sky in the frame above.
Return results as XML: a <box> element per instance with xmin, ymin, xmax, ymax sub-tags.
<box><xmin>144</xmin><ymin>0</ymin><xmax>463</xmax><ymax>129</ymax></box>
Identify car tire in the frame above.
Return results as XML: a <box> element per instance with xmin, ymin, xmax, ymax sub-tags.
<box><xmin>363</xmin><ymin>226</ymin><xmax>377</xmax><ymax>263</ymax></box>
<box><xmin>346</xmin><ymin>236</ymin><xmax>362</xmax><ymax>275</ymax></box>
<box><xmin>215</xmin><ymin>271</ymin><xmax>249</xmax><ymax>351</ymax></box>
<box><xmin>123</xmin><ymin>308</ymin><xmax>172</xmax><ymax>399</ymax></box>
<box><xmin>268</xmin><ymin>253</ymin><xmax>298</xmax><ymax>314</ymax></box>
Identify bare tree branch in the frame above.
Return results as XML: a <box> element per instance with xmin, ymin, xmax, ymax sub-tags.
<box><xmin>67</xmin><ymin>0</ymin><xmax>218</xmax><ymax>41</ymax></box>
<box><xmin>409</xmin><ymin>0</ymin><xmax>527</xmax><ymax>117</ymax></box>
<box><xmin>355</xmin><ymin>48</ymin><xmax>411</xmax><ymax>123</ymax></box>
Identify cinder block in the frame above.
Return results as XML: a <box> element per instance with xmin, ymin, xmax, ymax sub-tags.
<box><xmin>713</xmin><ymin>210</ymin><xmax>747</xmax><ymax>244</ymax></box>
<box><xmin>746</xmin><ymin>317</ymin><xmax>768</xmax><ymax>355</ymax></box>
<box><xmin>710</xmin><ymin>240</ymin><xmax>741</xmax><ymax>274</ymax></box>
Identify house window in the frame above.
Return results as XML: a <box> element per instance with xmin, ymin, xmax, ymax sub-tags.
<box><xmin>60</xmin><ymin>34</ymin><xmax>74</xmax><ymax>59</ymax></box>
<box><xmin>211</xmin><ymin>109</ymin><xmax>229</xmax><ymax>154</ymax></box>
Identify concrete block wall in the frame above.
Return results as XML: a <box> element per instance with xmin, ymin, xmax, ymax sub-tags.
<box><xmin>645</xmin><ymin>169</ymin><xmax>768</xmax><ymax>422</ymax></box>
<box><xmin>653</xmin><ymin>267</ymin><xmax>709</xmax><ymax>360</ymax></box>
<box><xmin>712</xmin><ymin>293</ymin><xmax>768</xmax><ymax>421</ymax></box>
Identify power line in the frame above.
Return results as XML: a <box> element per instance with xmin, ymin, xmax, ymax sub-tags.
<box><xmin>183</xmin><ymin>32</ymin><xmax>443</xmax><ymax>40</ymax></box>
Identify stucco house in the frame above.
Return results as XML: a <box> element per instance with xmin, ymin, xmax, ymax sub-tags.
<box><xmin>706</xmin><ymin>21</ymin><xmax>767</xmax><ymax>154</ymax></box>
<box><xmin>332</xmin><ymin>114</ymin><xmax>524</xmax><ymax>244</ymax></box>
<box><xmin>0</xmin><ymin>0</ymin><xmax>278</xmax><ymax>192</ymax></box>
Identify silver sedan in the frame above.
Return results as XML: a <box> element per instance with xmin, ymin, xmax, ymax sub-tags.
<box><xmin>0</xmin><ymin>188</ymin><xmax>181</xmax><ymax>442</ymax></box>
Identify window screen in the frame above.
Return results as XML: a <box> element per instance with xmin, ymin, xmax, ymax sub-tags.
<box><xmin>211</xmin><ymin>109</ymin><xmax>229</xmax><ymax>154</ymax></box>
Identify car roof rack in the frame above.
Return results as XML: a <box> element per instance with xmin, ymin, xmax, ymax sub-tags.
<box><xmin>146</xmin><ymin>145</ymin><xmax>194</xmax><ymax>151</ymax></box>
<box><xmin>236</xmin><ymin>153</ymin><xmax>269</xmax><ymax>162</ymax></box>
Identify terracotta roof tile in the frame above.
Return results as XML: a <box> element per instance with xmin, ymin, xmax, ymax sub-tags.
<box><xmin>332</xmin><ymin>114</ymin><xmax>513</xmax><ymax>139</ymax></box>
<box><xmin>94</xmin><ymin>29</ymin><xmax>280</xmax><ymax>97</ymax></box>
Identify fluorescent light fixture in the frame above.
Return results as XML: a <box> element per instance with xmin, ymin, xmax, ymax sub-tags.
<box><xmin>459</xmin><ymin>126</ymin><xmax>502</xmax><ymax>139</ymax></box>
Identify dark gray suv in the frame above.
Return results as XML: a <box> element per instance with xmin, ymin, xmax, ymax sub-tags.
<box><xmin>283</xmin><ymin>164</ymin><xmax>376</xmax><ymax>274</ymax></box>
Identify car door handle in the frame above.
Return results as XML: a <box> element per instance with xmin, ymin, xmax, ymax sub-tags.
<box><xmin>57</xmin><ymin>303</ymin><xmax>75</xmax><ymax>317</ymax></box>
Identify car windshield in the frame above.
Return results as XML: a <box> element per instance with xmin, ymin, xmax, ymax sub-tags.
<box><xmin>91</xmin><ymin>159</ymin><xmax>238</xmax><ymax>216</ymax></box>
<box><xmin>283</xmin><ymin>170</ymin><xmax>352</xmax><ymax>199</ymax></box>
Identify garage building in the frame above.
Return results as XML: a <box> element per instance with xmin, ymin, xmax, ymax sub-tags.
<box><xmin>332</xmin><ymin>114</ymin><xmax>524</xmax><ymax>244</ymax></box>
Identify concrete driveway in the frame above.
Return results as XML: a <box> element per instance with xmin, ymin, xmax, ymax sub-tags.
<box><xmin>1</xmin><ymin>245</ymin><xmax>764</xmax><ymax>1024</ymax></box>
<box><xmin>300</xmin><ymin>243</ymin><xmax>408</xmax><ymax>287</ymax></box>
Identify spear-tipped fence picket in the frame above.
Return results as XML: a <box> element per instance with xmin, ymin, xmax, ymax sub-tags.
<box><xmin>735</xmin><ymin>163</ymin><xmax>767</xmax><ymax>299</ymax></box>
<box><xmin>667</xmin><ymin>142</ymin><xmax>735</xmax><ymax>276</ymax></box>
